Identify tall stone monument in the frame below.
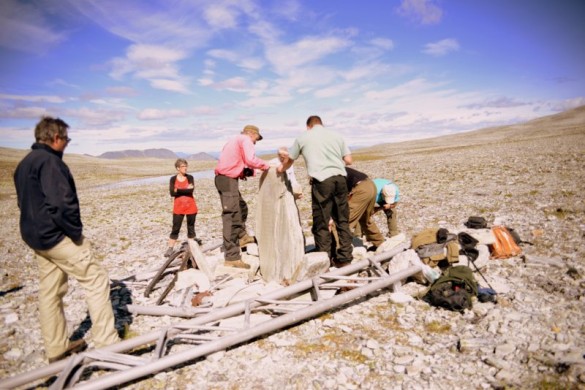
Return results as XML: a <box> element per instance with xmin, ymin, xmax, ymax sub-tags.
<box><xmin>255</xmin><ymin>166</ymin><xmax>305</xmax><ymax>283</ymax></box>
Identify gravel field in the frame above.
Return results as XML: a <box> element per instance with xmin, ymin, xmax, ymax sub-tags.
<box><xmin>1</xmin><ymin>107</ymin><xmax>584</xmax><ymax>389</ymax></box>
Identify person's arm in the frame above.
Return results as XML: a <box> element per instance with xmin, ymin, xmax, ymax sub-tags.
<box><xmin>175</xmin><ymin>187</ymin><xmax>194</xmax><ymax>196</ymax></box>
<box><xmin>169</xmin><ymin>176</ymin><xmax>176</xmax><ymax>197</ymax></box>
<box><xmin>242</xmin><ymin>138</ymin><xmax>269</xmax><ymax>171</ymax></box>
<box><xmin>42</xmin><ymin>158</ymin><xmax>83</xmax><ymax>242</ymax></box>
<box><xmin>277</xmin><ymin>155</ymin><xmax>294</xmax><ymax>173</ymax></box>
<box><xmin>381</xmin><ymin>184</ymin><xmax>397</xmax><ymax>209</ymax></box>
<box><xmin>343</xmin><ymin>154</ymin><xmax>352</xmax><ymax>166</ymax></box>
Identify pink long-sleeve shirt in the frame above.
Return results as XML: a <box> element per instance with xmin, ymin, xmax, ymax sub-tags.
<box><xmin>214</xmin><ymin>134</ymin><xmax>269</xmax><ymax>178</ymax></box>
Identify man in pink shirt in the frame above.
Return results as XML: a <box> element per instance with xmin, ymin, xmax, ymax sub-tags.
<box><xmin>215</xmin><ymin>125</ymin><xmax>270</xmax><ymax>268</ymax></box>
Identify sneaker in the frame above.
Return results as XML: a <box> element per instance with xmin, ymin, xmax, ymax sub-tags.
<box><xmin>48</xmin><ymin>339</ymin><xmax>87</xmax><ymax>363</ymax></box>
<box><xmin>225</xmin><ymin>259</ymin><xmax>251</xmax><ymax>269</ymax></box>
<box><xmin>164</xmin><ymin>247</ymin><xmax>174</xmax><ymax>257</ymax></box>
<box><xmin>239</xmin><ymin>235</ymin><xmax>256</xmax><ymax>247</ymax></box>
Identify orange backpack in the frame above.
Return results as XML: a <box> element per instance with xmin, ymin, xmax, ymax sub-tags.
<box><xmin>490</xmin><ymin>226</ymin><xmax>522</xmax><ymax>259</ymax></box>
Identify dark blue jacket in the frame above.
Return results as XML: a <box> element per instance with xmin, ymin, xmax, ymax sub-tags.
<box><xmin>13</xmin><ymin>143</ymin><xmax>82</xmax><ymax>250</ymax></box>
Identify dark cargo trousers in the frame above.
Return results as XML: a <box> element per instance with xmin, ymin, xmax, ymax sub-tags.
<box><xmin>311</xmin><ymin>175</ymin><xmax>353</xmax><ymax>263</ymax></box>
<box><xmin>215</xmin><ymin>174</ymin><xmax>248</xmax><ymax>260</ymax></box>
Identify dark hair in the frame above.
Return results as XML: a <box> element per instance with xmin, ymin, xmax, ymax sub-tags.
<box><xmin>306</xmin><ymin>115</ymin><xmax>323</xmax><ymax>128</ymax></box>
<box><xmin>34</xmin><ymin>116</ymin><xmax>69</xmax><ymax>143</ymax></box>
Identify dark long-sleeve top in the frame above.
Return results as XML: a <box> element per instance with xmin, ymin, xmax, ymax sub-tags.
<box><xmin>345</xmin><ymin>167</ymin><xmax>369</xmax><ymax>192</ymax></box>
<box><xmin>169</xmin><ymin>174</ymin><xmax>198</xmax><ymax>215</ymax></box>
<box><xmin>13</xmin><ymin>143</ymin><xmax>82</xmax><ymax>250</ymax></box>
<box><xmin>169</xmin><ymin>174</ymin><xmax>195</xmax><ymax>197</ymax></box>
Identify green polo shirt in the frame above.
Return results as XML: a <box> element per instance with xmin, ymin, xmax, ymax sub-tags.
<box><xmin>289</xmin><ymin>125</ymin><xmax>351</xmax><ymax>182</ymax></box>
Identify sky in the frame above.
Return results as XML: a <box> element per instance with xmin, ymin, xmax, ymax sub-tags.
<box><xmin>1</xmin><ymin>0</ymin><xmax>584</xmax><ymax>157</ymax></box>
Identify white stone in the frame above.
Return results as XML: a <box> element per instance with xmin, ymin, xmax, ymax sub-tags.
<box><xmin>366</xmin><ymin>339</ymin><xmax>380</xmax><ymax>349</ymax></box>
<box><xmin>4</xmin><ymin>312</ymin><xmax>18</xmax><ymax>325</ymax></box>
<box><xmin>256</xmin><ymin>168</ymin><xmax>305</xmax><ymax>283</ymax></box>
<box><xmin>388</xmin><ymin>292</ymin><xmax>414</xmax><ymax>304</ymax></box>
<box><xmin>292</xmin><ymin>252</ymin><xmax>330</xmax><ymax>282</ymax></box>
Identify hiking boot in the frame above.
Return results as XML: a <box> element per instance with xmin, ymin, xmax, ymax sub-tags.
<box><xmin>239</xmin><ymin>235</ymin><xmax>256</xmax><ymax>247</ymax></box>
<box><xmin>48</xmin><ymin>339</ymin><xmax>87</xmax><ymax>363</ymax></box>
<box><xmin>332</xmin><ymin>259</ymin><xmax>352</xmax><ymax>268</ymax></box>
<box><xmin>225</xmin><ymin>259</ymin><xmax>251</xmax><ymax>269</ymax></box>
<box><xmin>164</xmin><ymin>247</ymin><xmax>174</xmax><ymax>257</ymax></box>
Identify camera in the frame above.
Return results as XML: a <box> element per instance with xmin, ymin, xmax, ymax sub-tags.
<box><xmin>242</xmin><ymin>167</ymin><xmax>254</xmax><ymax>177</ymax></box>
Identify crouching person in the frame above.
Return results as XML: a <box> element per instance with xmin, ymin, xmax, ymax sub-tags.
<box><xmin>373</xmin><ymin>178</ymin><xmax>401</xmax><ymax>237</ymax></box>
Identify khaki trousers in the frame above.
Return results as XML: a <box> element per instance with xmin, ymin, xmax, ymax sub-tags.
<box><xmin>348</xmin><ymin>180</ymin><xmax>384</xmax><ymax>247</ymax></box>
<box><xmin>35</xmin><ymin>236</ymin><xmax>120</xmax><ymax>359</ymax></box>
<box><xmin>384</xmin><ymin>207</ymin><xmax>399</xmax><ymax>237</ymax></box>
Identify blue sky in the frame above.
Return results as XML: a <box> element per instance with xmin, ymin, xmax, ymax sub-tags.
<box><xmin>1</xmin><ymin>0</ymin><xmax>584</xmax><ymax>156</ymax></box>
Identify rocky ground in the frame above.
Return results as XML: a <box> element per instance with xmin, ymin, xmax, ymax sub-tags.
<box><xmin>1</xmin><ymin>108</ymin><xmax>584</xmax><ymax>389</ymax></box>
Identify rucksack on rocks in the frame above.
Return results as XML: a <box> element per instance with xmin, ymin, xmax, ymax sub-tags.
<box><xmin>490</xmin><ymin>226</ymin><xmax>522</xmax><ymax>259</ymax></box>
<box><xmin>411</xmin><ymin>228</ymin><xmax>460</xmax><ymax>267</ymax></box>
<box><xmin>423</xmin><ymin>266</ymin><xmax>479</xmax><ymax>312</ymax></box>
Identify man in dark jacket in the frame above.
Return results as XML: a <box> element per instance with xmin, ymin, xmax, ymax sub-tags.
<box><xmin>13</xmin><ymin>116</ymin><xmax>120</xmax><ymax>363</ymax></box>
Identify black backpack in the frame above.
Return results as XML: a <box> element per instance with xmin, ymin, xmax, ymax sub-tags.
<box><xmin>464</xmin><ymin>216</ymin><xmax>488</xmax><ymax>229</ymax></box>
<box><xmin>423</xmin><ymin>266</ymin><xmax>478</xmax><ymax>312</ymax></box>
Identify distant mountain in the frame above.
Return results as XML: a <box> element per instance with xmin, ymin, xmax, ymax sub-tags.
<box><xmin>187</xmin><ymin>152</ymin><xmax>217</xmax><ymax>161</ymax></box>
<box><xmin>98</xmin><ymin>148</ymin><xmax>178</xmax><ymax>159</ymax></box>
<box><xmin>97</xmin><ymin>148</ymin><xmax>219</xmax><ymax>160</ymax></box>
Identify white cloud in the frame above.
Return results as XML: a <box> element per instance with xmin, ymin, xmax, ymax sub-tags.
<box><xmin>0</xmin><ymin>0</ymin><xmax>66</xmax><ymax>54</ymax></box>
<box><xmin>266</xmin><ymin>36</ymin><xmax>351</xmax><ymax>74</ymax></box>
<box><xmin>0</xmin><ymin>94</ymin><xmax>67</xmax><ymax>104</ymax></box>
<box><xmin>193</xmin><ymin>106</ymin><xmax>220</xmax><ymax>115</ymax></box>
<box><xmin>341</xmin><ymin>62</ymin><xmax>405</xmax><ymax>82</ymax></box>
<box><xmin>370</xmin><ymin>38</ymin><xmax>394</xmax><ymax>50</ymax></box>
<box><xmin>106</xmin><ymin>86</ymin><xmax>139</xmax><ymax>97</ymax></box>
<box><xmin>213</xmin><ymin>77</ymin><xmax>248</xmax><ymax>92</ymax></box>
<box><xmin>270</xmin><ymin>0</ymin><xmax>301</xmax><ymax>21</ymax></box>
<box><xmin>138</xmin><ymin>108</ymin><xmax>188</xmax><ymax>120</ymax></box>
<box><xmin>314</xmin><ymin>83</ymin><xmax>355</xmax><ymax>98</ymax></box>
<box><xmin>396</xmin><ymin>0</ymin><xmax>443</xmax><ymax>25</ymax></box>
<box><xmin>198</xmin><ymin>78</ymin><xmax>214</xmax><ymax>87</ymax></box>
<box><xmin>203</xmin><ymin>4</ymin><xmax>239</xmax><ymax>29</ymax></box>
<box><xmin>463</xmin><ymin>97</ymin><xmax>528</xmax><ymax>109</ymax></box>
<box><xmin>0</xmin><ymin>106</ymin><xmax>50</xmax><ymax>119</ymax></box>
<box><xmin>208</xmin><ymin>49</ymin><xmax>238</xmax><ymax>62</ymax></box>
<box><xmin>67</xmin><ymin>0</ymin><xmax>213</xmax><ymax>49</ymax></box>
<box><xmin>239</xmin><ymin>57</ymin><xmax>265</xmax><ymax>71</ymax></box>
<box><xmin>248</xmin><ymin>20</ymin><xmax>283</xmax><ymax>43</ymax></box>
<box><xmin>208</xmin><ymin>49</ymin><xmax>265</xmax><ymax>71</ymax></box>
<box><xmin>239</xmin><ymin>94</ymin><xmax>293</xmax><ymax>108</ymax></box>
<box><xmin>109</xmin><ymin>44</ymin><xmax>191</xmax><ymax>93</ymax></box>
<box><xmin>149</xmin><ymin>79</ymin><xmax>191</xmax><ymax>94</ymax></box>
<box><xmin>48</xmin><ymin>79</ymin><xmax>80</xmax><ymax>90</ymax></box>
<box><xmin>67</xmin><ymin>107</ymin><xmax>127</xmax><ymax>127</ymax></box>
<box><xmin>422</xmin><ymin>39</ymin><xmax>460</xmax><ymax>56</ymax></box>
<box><xmin>279</xmin><ymin>66</ymin><xmax>338</xmax><ymax>89</ymax></box>
<box><xmin>365</xmin><ymin>78</ymin><xmax>445</xmax><ymax>101</ymax></box>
